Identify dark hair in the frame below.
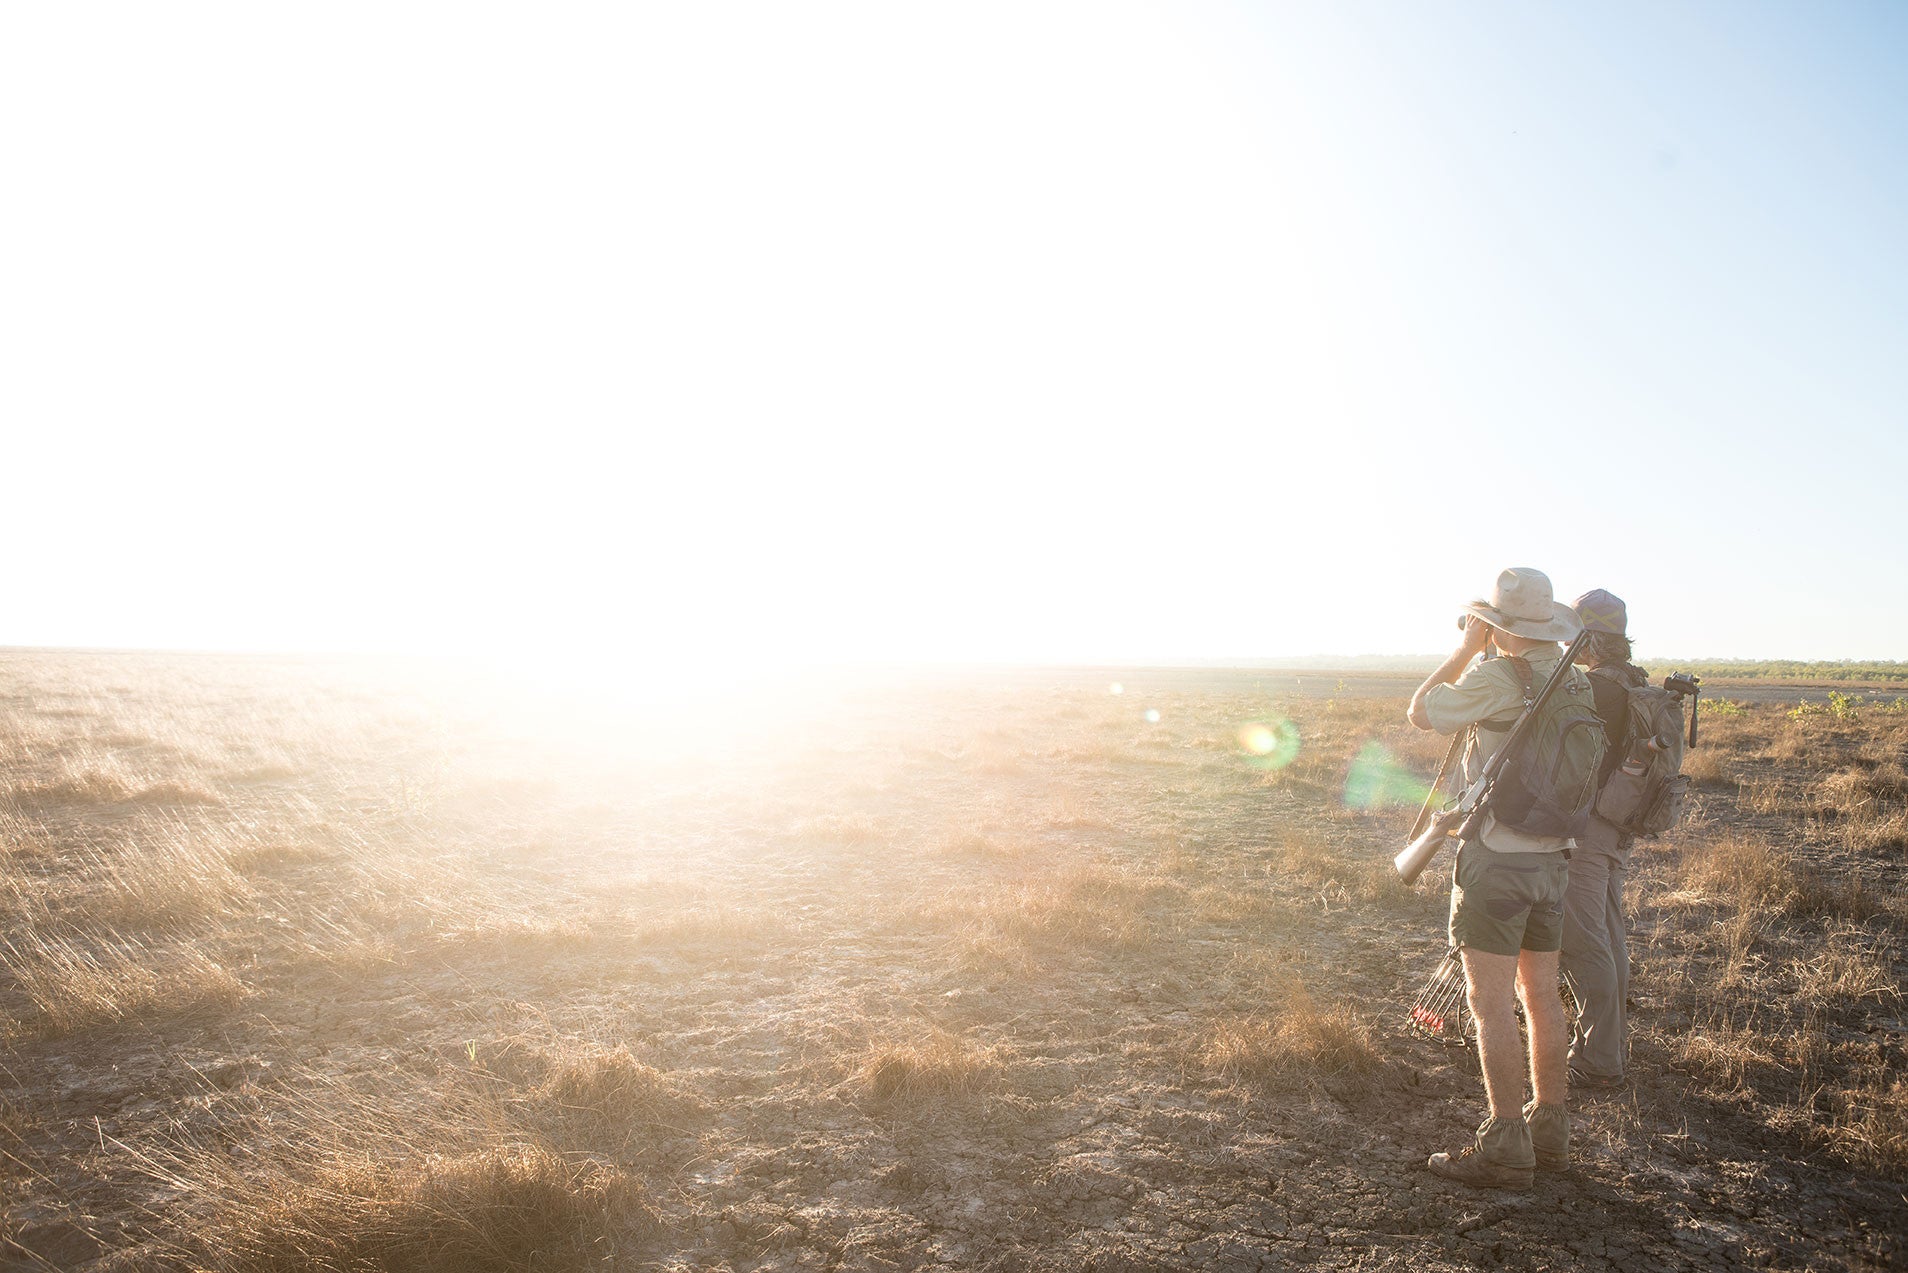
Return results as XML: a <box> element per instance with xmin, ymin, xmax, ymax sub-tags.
<box><xmin>1584</xmin><ymin>630</ymin><xmax>1633</xmax><ymax>667</ymax></box>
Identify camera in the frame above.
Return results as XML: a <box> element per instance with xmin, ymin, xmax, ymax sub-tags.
<box><xmin>1663</xmin><ymin>672</ymin><xmax>1700</xmax><ymax>698</ymax></box>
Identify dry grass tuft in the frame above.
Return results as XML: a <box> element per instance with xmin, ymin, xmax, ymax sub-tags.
<box><xmin>1044</xmin><ymin>795</ymin><xmax>1111</xmax><ymax>829</ymax></box>
<box><xmin>1828</xmin><ymin>1079</ymin><xmax>1908</xmax><ymax>1177</ymax></box>
<box><xmin>1737</xmin><ymin>777</ymin><xmax>1791</xmax><ymax>816</ymax></box>
<box><xmin>968</xmin><ymin>744</ymin><xmax>1027</xmax><ymax>775</ymax></box>
<box><xmin>13</xmin><ymin>755</ymin><xmax>221</xmax><ymax>808</ymax></box>
<box><xmin>1862</xmin><ymin>757</ymin><xmax>1908</xmax><ymax>797</ymax></box>
<box><xmin>933</xmin><ymin>829</ymin><xmax>1033</xmax><ymax>861</ymax></box>
<box><xmin>1679</xmin><ymin>835</ymin><xmax>1824</xmax><ymax>916</ymax></box>
<box><xmin>1792</xmin><ymin>940</ymin><xmax>1901</xmax><ymax>1004</ymax></box>
<box><xmin>136</xmin><ymin>1058</ymin><xmax>657</xmax><ymax>1273</ymax></box>
<box><xmin>1809</xmin><ymin>764</ymin><xmax>1908</xmax><ymax>852</ymax></box>
<box><xmin>944</xmin><ymin>865</ymin><xmax>1171</xmax><ymax>954</ymax></box>
<box><xmin>632</xmin><ymin>903</ymin><xmax>788</xmax><ymax>952</ymax></box>
<box><xmin>1</xmin><ymin>929</ymin><xmax>244</xmax><ymax>1036</ymax></box>
<box><xmin>1680</xmin><ymin>746</ymin><xmax>1730</xmax><ymax>786</ymax></box>
<box><xmin>1834</xmin><ymin>806</ymin><xmax>1908</xmax><ymax>853</ymax></box>
<box><xmin>1201</xmin><ymin>987</ymin><xmax>1380</xmax><ymax>1089</ymax></box>
<box><xmin>63</xmin><ymin>833</ymin><xmax>256</xmax><ymax>933</ymax></box>
<box><xmin>1814</xmin><ymin>767</ymin><xmax>1877</xmax><ymax>813</ymax></box>
<box><xmin>434</xmin><ymin>914</ymin><xmax>597</xmax><ymax>951</ymax></box>
<box><xmin>531</xmin><ymin>1044</ymin><xmax>695</xmax><ymax>1129</ymax></box>
<box><xmin>858</xmin><ymin>1030</ymin><xmax>1005</xmax><ymax>1103</ymax></box>
<box><xmin>1668</xmin><ymin>834</ymin><xmax>1876</xmax><ymax>920</ymax></box>
<box><xmin>1277</xmin><ymin>834</ymin><xmax>1396</xmax><ymax>905</ymax></box>
<box><xmin>1675</xmin><ymin>1012</ymin><xmax>1786</xmax><ymax>1092</ymax></box>
<box><xmin>791</xmin><ymin>812</ymin><xmax>883</xmax><ymax>845</ymax></box>
<box><xmin>196</xmin><ymin>1144</ymin><xmax>640</xmax><ymax>1273</ymax></box>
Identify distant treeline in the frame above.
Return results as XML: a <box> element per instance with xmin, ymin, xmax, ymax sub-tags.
<box><xmin>1661</xmin><ymin>660</ymin><xmax>1908</xmax><ymax>684</ymax></box>
<box><xmin>1175</xmin><ymin>656</ymin><xmax>1908</xmax><ymax>687</ymax></box>
<box><xmin>1219</xmin><ymin>656</ymin><xmax>1908</xmax><ymax>684</ymax></box>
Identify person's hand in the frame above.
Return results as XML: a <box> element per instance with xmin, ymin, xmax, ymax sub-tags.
<box><xmin>1411</xmin><ymin>614</ymin><xmax>1493</xmax><ymax>731</ymax></box>
<box><xmin>1457</xmin><ymin>614</ymin><xmax>1492</xmax><ymax>657</ymax></box>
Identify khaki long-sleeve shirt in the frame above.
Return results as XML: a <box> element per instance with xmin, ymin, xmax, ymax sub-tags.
<box><xmin>1423</xmin><ymin>644</ymin><xmax>1585</xmax><ymax>853</ymax></box>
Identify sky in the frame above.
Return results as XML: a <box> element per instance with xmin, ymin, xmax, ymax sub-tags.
<box><xmin>4</xmin><ymin>2</ymin><xmax>1905</xmax><ymax>668</ymax></box>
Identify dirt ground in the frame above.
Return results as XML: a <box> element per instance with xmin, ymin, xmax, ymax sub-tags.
<box><xmin>0</xmin><ymin>656</ymin><xmax>1902</xmax><ymax>1271</ymax></box>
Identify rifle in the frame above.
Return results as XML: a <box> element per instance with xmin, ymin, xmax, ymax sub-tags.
<box><xmin>1394</xmin><ymin>630</ymin><xmax>1591</xmax><ymax>885</ymax></box>
<box><xmin>1405</xmin><ymin>731</ymin><xmax>1466</xmax><ymax>846</ymax></box>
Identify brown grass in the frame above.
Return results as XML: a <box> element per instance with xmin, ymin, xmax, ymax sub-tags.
<box><xmin>530</xmin><ymin>1043</ymin><xmax>696</xmax><ymax>1131</ymax></box>
<box><xmin>1829</xmin><ymin>1079</ymin><xmax>1908</xmax><ymax>1176</ymax></box>
<box><xmin>1679</xmin><ymin>745</ymin><xmax>1730</xmax><ymax>787</ymax></box>
<box><xmin>193</xmin><ymin>1145</ymin><xmax>640</xmax><ymax>1273</ymax></box>
<box><xmin>941</xmin><ymin>863</ymin><xmax>1174</xmax><ymax>955</ymax></box>
<box><xmin>1675</xmin><ymin>1010</ymin><xmax>1787</xmax><ymax>1092</ymax></box>
<box><xmin>858</xmin><ymin>1029</ymin><xmax>1006</xmax><ymax>1102</ymax></box>
<box><xmin>791</xmin><ymin>813</ymin><xmax>883</xmax><ymax>845</ymax></box>
<box><xmin>1671</xmin><ymin>834</ymin><xmax>1802</xmax><ymax>910</ymax></box>
<box><xmin>1791</xmin><ymin>939</ymin><xmax>1901</xmax><ymax>1004</ymax></box>
<box><xmin>63</xmin><ymin>830</ymin><xmax>256</xmax><ymax>933</ymax></box>
<box><xmin>933</xmin><ymin>828</ymin><xmax>1035</xmax><ymax>861</ymax></box>
<box><xmin>1200</xmin><ymin>986</ymin><xmax>1380</xmax><ymax>1089</ymax></box>
<box><xmin>2</xmin><ymin>929</ymin><xmax>244</xmax><ymax>1036</ymax></box>
<box><xmin>1666</xmin><ymin>834</ymin><xmax>1877</xmax><ymax>920</ymax></box>
<box><xmin>1044</xmin><ymin>795</ymin><xmax>1111</xmax><ymax>829</ymax></box>
<box><xmin>1638</xmin><ymin>697</ymin><xmax>1908</xmax><ymax>1178</ymax></box>
<box><xmin>12</xmin><ymin>754</ymin><xmax>221</xmax><ymax>807</ymax></box>
<box><xmin>630</xmin><ymin>903</ymin><xmax>789</xmax><ymax>952</ymax></box>
<box><xmin>4</xmin><ymin>656</ymin><xmax>1906</xmax><ymax>1266</ymax></box>
<box><xmin>1277</xmin><ymin>833</ymin><xmax>1398</xmax><ymax>905</ymax></box>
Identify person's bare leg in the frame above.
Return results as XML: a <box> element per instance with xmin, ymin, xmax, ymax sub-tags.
<box><xmin>1518</xmin><ymin>948</ymin><xmax>1568</xmax><ymax>1109</ymax></box>
<box><xmin>1461</xmin><ymin>948</ymin><xmax>1524</xmax><ymax>1118</ymax></box>
<box><xmin>1433</xmin><ymin>946</ymin><xmax>1537</xmax><ymax>1184</ymax></box>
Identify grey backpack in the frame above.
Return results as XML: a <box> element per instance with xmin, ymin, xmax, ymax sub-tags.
<box><xmin>1489</xmin><ymin>656</ymin><xmax>1608</xmax><ymax>839</ymax></box>
<box><xmin>1589</xmin><ymin>666</ymin><xmax>1691</xmax><ymax>837</ymax></box>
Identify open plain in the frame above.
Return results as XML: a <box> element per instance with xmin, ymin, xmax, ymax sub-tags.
<box><xmin>1</xmin><ymin>653</ymin><xmax>1903</xmax><ymax>1271</ymax></box>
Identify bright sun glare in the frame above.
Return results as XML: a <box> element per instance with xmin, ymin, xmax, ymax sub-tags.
<box><xmin>13</xmin><ymin>4</ymin><xmax>1895</xmax><ymax>660</ymax></box>
<box><xmin>3</xmin><ymin>3</ymin><xmax>1422</xmax><ymax>666</ymax></box>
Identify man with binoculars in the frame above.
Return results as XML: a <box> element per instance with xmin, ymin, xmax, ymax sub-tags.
<box><xmin>1406</xmin><ymin>567</ymin><xmax>1589</xmax><ymax>1188</ymax></box>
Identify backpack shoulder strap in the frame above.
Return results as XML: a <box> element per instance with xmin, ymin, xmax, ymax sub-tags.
<box><xmin>1586</xmin><ymin>668</ymin><xmax>1632</xmax><ymax>751</ymax></box>
<box><xmin>1504</xmin><ymin>655</ymin><xmax>1535</xmax><ymax>705</ymax></box>
<box><xmin>1478</xmin><ymin>656</ymin><xmax>1534</xmax><ymax>733</ymax></box>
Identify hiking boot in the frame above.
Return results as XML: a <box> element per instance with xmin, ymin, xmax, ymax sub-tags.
<box><xmin>1523</xmin><ymin>1100</ymin><xmax>1569</xmax><ymax>1171</ymax></box>
<box><xmin>1569</xmin><ymin>1065</ymin><xmax>1623</xmax><ymax>1090</ymax></box>
<box><xmin>1426</xmin><ymin>1115</ymin><xmax>1534</xmax><ymax>1189</ymax></box>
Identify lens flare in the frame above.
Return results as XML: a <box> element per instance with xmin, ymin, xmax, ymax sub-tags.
<box><xmin>1144</xmin><ymin>708</ymin><xmax>1161</xmax><ymax>723</ymax></box>
<box><xmin>1237</xmin><ymin>719</ymin><xmax>1300</xmax><ymax>769</ymax></box>
<box><xmin>1343</xmin><ymin>741</ymin><xmax>1434</xmax><ymax>810</ymax></box>
<box><xmin>1109</xmin><ymin>683</ymin><xmax>1124</xmax><ymax>696</ymax></box>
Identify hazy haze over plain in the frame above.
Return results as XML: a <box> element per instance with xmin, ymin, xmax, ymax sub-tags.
<box><xmin>5</xmin><ymin>2</ymin><xmax>1905</xmax><ymax>666</ymax></box>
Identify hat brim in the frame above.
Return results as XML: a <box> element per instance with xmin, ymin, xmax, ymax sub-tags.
<box><xmin>1463</xmin><ymin>600</ymin><xmax>1583</xmax><ymax>643</ymax></box>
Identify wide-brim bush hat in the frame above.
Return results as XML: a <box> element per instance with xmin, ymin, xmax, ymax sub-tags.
<box><xmin>1573</xmin><ymin>588</ymin><xmax>1628</xmax><ymax>636</ymax></box>
<box><xmin>1462</xmin><ymin>568</ymin><xmax>1583</xmax><ymax>642</ymax></box>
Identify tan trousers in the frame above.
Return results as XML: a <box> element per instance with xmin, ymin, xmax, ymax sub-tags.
<box><xmin>1562</xmin><ymin>813</ymin><xmax>1630</xmax><ymax>1080</ymax></box>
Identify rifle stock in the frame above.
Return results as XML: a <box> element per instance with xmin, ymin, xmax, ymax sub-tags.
<box><xmin>1394</xmin><ymin>807</ymin><xmax>1460</xmax><ymax>885</ymax></box>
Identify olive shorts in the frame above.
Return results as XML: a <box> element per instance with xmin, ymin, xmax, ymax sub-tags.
<box><xmin>1449</xmin><ymin>841</ymin><xmax>1568</xmax><ymax>957</ymax></box>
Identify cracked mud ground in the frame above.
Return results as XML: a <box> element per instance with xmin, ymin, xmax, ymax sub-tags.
<box><xmin>1</xmin><ymin>658</ymin><xmax>1902</xmax><ymax>1270</ymax></box>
